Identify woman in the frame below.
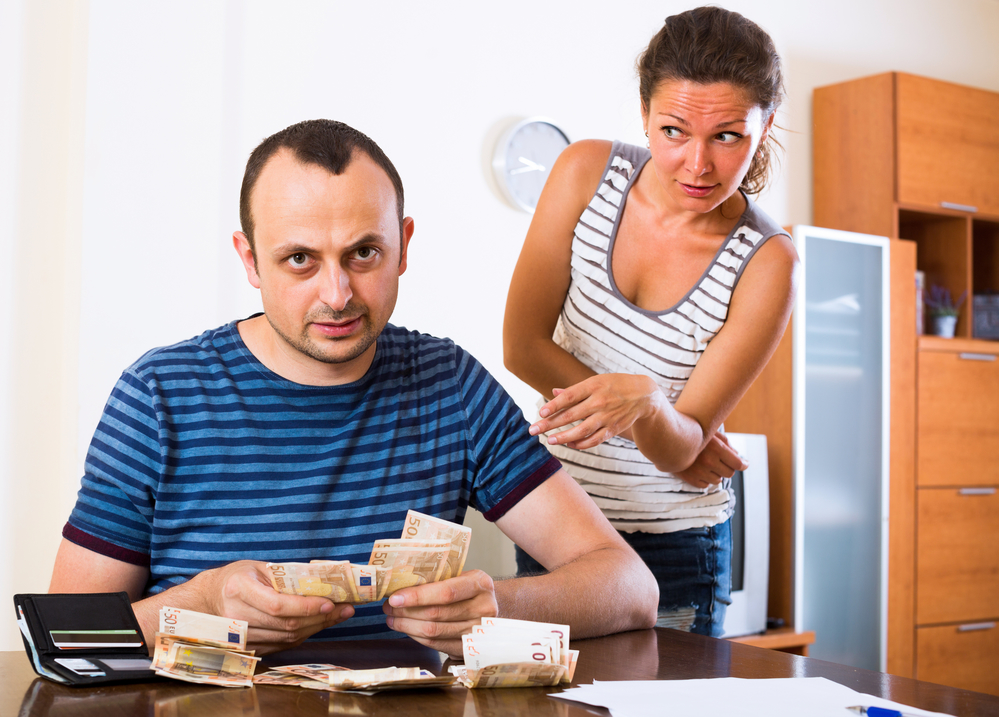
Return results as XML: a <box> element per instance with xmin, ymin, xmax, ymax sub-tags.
<box><xmin>503</xmin><ymin>6</ymin><xmax>799</xmax><ymax>636</ymax></box>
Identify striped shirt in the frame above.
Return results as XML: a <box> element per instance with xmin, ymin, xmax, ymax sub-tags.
<box><xmin>65</xmin><ymin>319</ymin><xmax>559</xmax><ymax>639</ymax></box>
<box><xmin>543</xmin><ymin>141</ymin><xmax>786</xmax><ymax>534</ymax></box>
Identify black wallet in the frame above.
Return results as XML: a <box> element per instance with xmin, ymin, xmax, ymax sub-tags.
<box><xmin>14</xmin><ymin>592</ymin><xmax>159</xmax><ymax>686</ymax></box>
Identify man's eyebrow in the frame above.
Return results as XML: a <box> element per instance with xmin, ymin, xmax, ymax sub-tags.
<box><xmin>270</xmin><ymin>233</ymin><xmax>391</xmax><ymax>257</ymax></box>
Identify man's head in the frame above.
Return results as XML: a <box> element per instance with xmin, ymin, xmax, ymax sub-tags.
<box><xmin>233</xmin><ymin>120</ymin><xmax>414</xmax><ymax>386</ymax></box>
<box><xmin>239</xmin><ymin>119</ymin><xmax>406</xmax><ymax>259</ymax></box>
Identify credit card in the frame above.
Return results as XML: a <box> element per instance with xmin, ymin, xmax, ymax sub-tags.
<box><xmin>50</xmin><ymin>629</ymin><xmax>143</xmax><ymax>649</ymax></box>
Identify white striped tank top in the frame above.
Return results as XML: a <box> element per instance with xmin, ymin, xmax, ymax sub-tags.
<box><xmin>543</xmin><ymin>141</ymin><xmax>787</xmax><ymax>534</ymax></box>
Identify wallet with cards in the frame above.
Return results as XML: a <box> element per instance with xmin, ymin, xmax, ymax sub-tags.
<box><xmin>13</xmin><ymin>592</ymin><xmax>159</xmax><ymax>686</ymax></box>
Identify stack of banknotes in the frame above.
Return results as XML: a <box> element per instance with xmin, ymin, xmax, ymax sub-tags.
<box><xmin>152</xmin><ymin>607</ymin><xmax>259</xmax><ymax>687</ymax></box>
<box><xmin>253</xmin><ymin>663</ymin><xmax>455</xmax><ymax>693</ymax></box>
<box><xmin>450</xmin><ymin>617</ymin><xmax>580</xmax><ymax>688</ymax></box>
<box><xmin>265</xmin><ymin>510</ymin><xmax>471</xmax><ymax>603</ymax></box>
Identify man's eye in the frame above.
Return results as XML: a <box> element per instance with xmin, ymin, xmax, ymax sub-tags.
<box><xmin>289</xmin><ymin>253</ymin><xmax>309</xmax><ymax>267</ymax></box>
<box><xmin>355</xmin><ymin>247</ymin><xmax>376</xmax><ymax>260</ymax></box>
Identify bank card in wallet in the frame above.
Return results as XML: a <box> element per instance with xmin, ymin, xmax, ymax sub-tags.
<box><xmin>13</xmin><ymin>592</ymin><xmax>157</xmax><ymax>686</ymax></box>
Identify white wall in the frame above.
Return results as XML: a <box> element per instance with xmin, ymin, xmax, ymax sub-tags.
<box><xmin>3</xmin><ymin>0</ymin><xmax>998</xmax><ymax>650</ymax></box>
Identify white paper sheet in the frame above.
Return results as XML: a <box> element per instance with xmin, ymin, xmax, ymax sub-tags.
<box><xmin>550</xmin><ymin>677</ymin><xmax>955</xmax><ymax>717</ymax></box>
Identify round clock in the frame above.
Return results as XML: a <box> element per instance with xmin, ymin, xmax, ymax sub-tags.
<box><xmin>491</xmin><ymin>117</ymin><xmax>570</xmax><ymax>214</ymax></box>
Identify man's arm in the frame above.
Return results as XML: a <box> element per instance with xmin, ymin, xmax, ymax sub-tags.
<box><xmin>49</xmin><ymin>538</ymin><xmax>354</xmax><ymax>655</ymax></box>
<box><xmin>382</xmin><ymin>469</ymin><xmax>658</xmax><ymax>654</ymax></box>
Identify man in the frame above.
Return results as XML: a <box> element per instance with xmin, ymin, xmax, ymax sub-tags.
<box><xmin>50</xmin><ymin>119</ymin><xmax>658</xmax><ymax>656</ymax></box>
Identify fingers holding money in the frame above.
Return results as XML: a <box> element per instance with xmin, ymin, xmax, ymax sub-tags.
<box><xmin>203</xmin><ymin>561</ymin><xmax>354</xmax><ymax>654</ymax></box>
<box><xmin>382</xmin><ymin>569</ymin><xmax>498</xmax><ymax>656</ymax></box>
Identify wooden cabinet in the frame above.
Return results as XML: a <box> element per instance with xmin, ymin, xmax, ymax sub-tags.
<box><xmin>814</xmin><ymin>72</ymin><xmax>999</xmax><ymax>694</ymax></box>
<box><xmin>815</xmin><ymin>72</ymin><xmax>999</xmax><ymax>339</ymax></box>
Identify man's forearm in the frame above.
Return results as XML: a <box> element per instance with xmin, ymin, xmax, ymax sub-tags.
<box><xmin>128</xmin><ymin>570</ymin><xmax>220</xmax><ymax>651</ymax></box>
<box><xmin>493</xmin><ymin>545</ymin><xmax>658</xmax><ymax>638</ymax></box>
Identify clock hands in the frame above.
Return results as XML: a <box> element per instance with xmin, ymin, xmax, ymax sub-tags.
<box><xmin>509</xmin><ymin>156</ymin><xmax>545</xmax><ymax>175</ymax></box>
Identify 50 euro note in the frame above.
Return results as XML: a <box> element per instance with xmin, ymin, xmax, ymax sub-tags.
<box><xmin>478</xmin><ymin>617</ymin><xmax>571</xmax><ymax>671</ymax></box>
<box><xmin>367</xmin><ymin>543</ymin><xmax>450</xmax><ymax>597</ymax></box>
<box><xmin>151</xmin><ymin>632</ymin><xmax>259</xmax><ymax>688</ymax></box>
<box><xmin>266</xmin><ymin>561</ymin><xmax>360</xmax><ymax>603</ymax></box>
<box><xmin>449</xmin><ymin>662</ymin><xmax>566</xmax><ymax>689</ymax></box>
<box><xmin>158</xmin><ymin>607</ymin><xmax>247</xmax><ymax>651</ymax></box>
<box><xmin>401</xmin><ymin>510</ymin><xmax>472</xmax><ymax>580</ymax></box>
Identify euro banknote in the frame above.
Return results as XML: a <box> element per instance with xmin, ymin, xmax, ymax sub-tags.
<box><xmin>401</xmin><ymin>509</ymin><xmax>472</xmax><ymax>580</ymax></box>
<box><xmin>151</xmin><ymin>632</ymin><xmax>259</xmax><ymax>688</ymax></box>
<box><xmin>158</xmin><ymin>606</ymin><xmax>247</xmax><ymax>651</ymax></box>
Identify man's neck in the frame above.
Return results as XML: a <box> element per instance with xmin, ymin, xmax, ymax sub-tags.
<box><xmin>236</xmin><ymin>314</ymin><xmax>376</xmax><ymax>386</ymax></box>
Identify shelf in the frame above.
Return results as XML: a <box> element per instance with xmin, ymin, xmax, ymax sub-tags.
<box><xmin>728</xmin><ymin>628</ymin><xmax>816</xmax><ymax>656</ymax></box>
<box><xmin>918</xmin><ymin>335</ymin><xmax>999</xmax><ymax>354</ymax></box>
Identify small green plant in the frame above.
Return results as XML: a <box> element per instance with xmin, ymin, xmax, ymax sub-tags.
<box><xmin>924</xmin><ymin>284</ymin><xmax>966</xmax><ymax>317</ymax></box>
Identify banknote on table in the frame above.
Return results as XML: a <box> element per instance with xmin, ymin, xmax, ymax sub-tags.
<box><xmin>477</xmin><ymin>617</ymin><xmax>576</xmax><ymax>682</ymax></box>
<box><xmin>367</xmin><ymin>543</ymin><xmax>450</xmax><ymax>597</ymax></box>
<box><xmin>151</xmin><ymin>632</ymin><xmax>259</xmax><ymax>688</ymax></box>
<box><xmin>266</xmin><ymin>561</ymin><xmax>360</xmax><ymax>603</ymax></box>
<box><xmin>462</xmin><ymin>634</ymin><xmax>559</xmax><ymax>670</ymax></box>
<box><xmin>449</xmin><ymin>662</ymin><xmax>566</xmax><ymax>689</ymax></box>
<box><xmin>400</xmin><ymin>509</ymin><xmax>472</xmax><ymax>580</ymax></box>
<box><xmin>326</xmin><ymin>666</ymin><xmax>456</xmax><ymax>692</ymax></box>
<box><xmin>158</xmin><ymin>607</ymin><xmax>248</xmax><ymax>651</ymax></box>
<box><xmin>273</xmin><ymin>663</ymin><xmax>347</xmax><ymax>681</ymax></box>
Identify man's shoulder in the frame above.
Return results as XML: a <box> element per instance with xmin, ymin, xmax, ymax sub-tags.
<box><xmin>124</xmin><ymin>320</ymin><xmax>247</xmax><ymax>380</ymax></box>
<box><xmin>376</xmin><ymin>324</ymin><xmax>460</xmax><ymax>370</ymax></box>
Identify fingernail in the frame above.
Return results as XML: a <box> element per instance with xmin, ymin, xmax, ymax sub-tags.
<box><xmin>341</xmin><ymin>605</ymin><xmax>354</xmax><ymax>619</ymax></box>
<box><xmin>389</xmin><ymin>594</ymin><xmax>404</xmax><ymax>607</ymax></box>
<box><xmin>548</xmin><ymin>436</ymin><xmax>558</xmax><ymax>445</ymax></box>
<box><xmin>529</xmin><ymin>425</ymin><xmax>539</xmax><ymax>435</ymax></box>
<box><xmin>540</xmin><ymin>408</ymin><xmax>549</xmax><ymax>418</ymax></box>
<box><xmin>320</xmin><ymin>601</ymin><xmax>333</xmax><ymax>614</ymax></box>
<box><xmin>385</xmin><ymin>616</ymin><xmax>395</xmax><ymax>628</ymax></box>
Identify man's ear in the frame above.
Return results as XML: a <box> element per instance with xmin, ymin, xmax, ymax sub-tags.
<box><xmin>233</xmin><ymin>231</ymin><xmax>261</xmax><ymax>289</ymax></box>
<box><xmin>398</xmin><ymin>217</ymin><xmax>415</xmax><ymax>276</ymax></box>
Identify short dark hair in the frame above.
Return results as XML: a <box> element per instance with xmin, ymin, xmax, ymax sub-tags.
<box><xmin>637</xmin><ymin>6</ymin><xmax>785</xmax><ymax>195</ymax></box>
<box><xmin>239</xmin><ymin>119</ymin><xmax>405</xmax><ymax>254</ymax></box>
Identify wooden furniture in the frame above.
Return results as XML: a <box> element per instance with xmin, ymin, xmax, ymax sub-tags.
<box><xmin>811</xmin><ymin>71</ymin><xmax>999</xmax><ymax>694</ymax></box>
<box><xmin>728</xmin><ymin>627</ymin><xmax>815</xmax><ymax>656</ymax></box>
<box><xmin>5</xmin><ymin>629</ymin><xmax>999</xmax><ymax>717</ymax></box>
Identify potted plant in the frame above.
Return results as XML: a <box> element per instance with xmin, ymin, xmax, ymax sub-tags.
<box><xmin>923</xmin><ymin>284</ymin><xmax>966</xmax><ymax>338</ymax></box>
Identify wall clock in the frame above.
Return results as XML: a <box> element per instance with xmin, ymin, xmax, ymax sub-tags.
<box><xmin>491</xmin><ymin>117</ymin><xmax>570</xmax><ymax>214</ymax></box>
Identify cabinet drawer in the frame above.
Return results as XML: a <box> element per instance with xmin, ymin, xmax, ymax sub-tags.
<box><xmin>916</xmin><ymin>622</ymin><xmax>999</xmax><ymax>696</ymax></box>
<box><xmin>917</xmin><ymin>487</ymin><xmax>999</xmax><ymax>624</ymax></box>
<box><xmin>897</xmin><ymin>73</ymin><xmax>999</xmax><ymax>215</ymax></box>
<box><xmin>918</xmin><ymin>350</ymin><xmax>999</xmax><ymax>486</ymax></box>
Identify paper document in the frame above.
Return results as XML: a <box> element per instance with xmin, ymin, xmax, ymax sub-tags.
<box><xmin>550</xmin><ymin>677</ymin><xmax>955</xmax><ymax>717</ymax></box>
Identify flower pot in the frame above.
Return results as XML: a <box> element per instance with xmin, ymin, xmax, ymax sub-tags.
<box><xmin>932</xmin><ymin>314</ymin><xmax>958</xmax><ymax>338</ymax></box>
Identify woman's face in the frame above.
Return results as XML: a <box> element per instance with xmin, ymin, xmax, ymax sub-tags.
<box><xmin>642</xmin><ymin>79</ymin><xmax>773</xmax><ymax>216</ymax></box>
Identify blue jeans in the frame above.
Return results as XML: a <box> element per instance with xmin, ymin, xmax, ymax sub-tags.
<box><xmin>515</xmin><ymin>519</ymin><xmax>732</xmax><ymax>637</ymax></box>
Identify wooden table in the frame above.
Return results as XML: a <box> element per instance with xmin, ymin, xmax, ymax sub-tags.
<box><xmin>5</xmin><ymin>628</ymin><xmax>999</xmax><ymax>716</ymax></box>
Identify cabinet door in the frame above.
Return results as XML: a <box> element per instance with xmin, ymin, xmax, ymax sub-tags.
<box><xmin>916</xmin><ymin>622</ymin><xmax>999</xmax><ymax>696</ymax></box>
<box><xmin>916</xmin><ymin>487</ymin><xmax>999</xmax><ymax>625</ymax></box>
<box><xmin>917</xmin><ymin>350</ymin><xmax>999</xmax><ymax>486</ymax></box>
<box><xmin>897</xmin><ymin>73</ymin><xmax>999</xmax><ymax>215</ymax></box>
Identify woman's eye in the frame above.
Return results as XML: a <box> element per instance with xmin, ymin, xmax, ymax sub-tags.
<box><xmin>717</xmin><ymin>132</ymin><xmax>743</xmax><ymax>143</ymax></box>
<box><xmin>289</xmin><ymin>252</ymin><xmax>310</xmax><ymax>267</ymax></box>
<box><xmin>662</xmin><ymin>126</ymin><xmax>683</xmax><ymax>138</ymax></box>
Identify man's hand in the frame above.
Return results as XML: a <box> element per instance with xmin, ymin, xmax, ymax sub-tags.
<box><xmin>381</xmin><ymin>569</ymin><xmax>498</xmax><ymax>656</ymax></box>
<box><xmin>528</xmin><ymin>374</ymin><xmax>665</xmax><ymax>450</ymax></box>
<box><xmin>674</xmin><ymin>431</ymin><xmax>749</xmax><ymax>489</ymax></box>
<box><xmin>186</xmin><ymin>560</ymin><xmax>355</xmax><ymax>655</ymax></box>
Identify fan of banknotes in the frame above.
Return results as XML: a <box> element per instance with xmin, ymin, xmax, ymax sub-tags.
<box><xmin>152</xmin><ymin>607</ymin><xmax>258</xmax><ymax>687</ymax></box>
<box><xmin>450</xmin><ymin>617</ymin><xmax>579</xmax><ymax>689</ymax></box>
<box><xmin>254</xmin><ymin>663</ymin><xmax>456</xmax><ymax>693</ymax></box>
<box><xmin>264</xmin><ymin>510</ymin><xmax>471</xmax><ymax>603</ymax></box>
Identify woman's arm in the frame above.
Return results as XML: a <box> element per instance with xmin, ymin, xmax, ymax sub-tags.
<box><xmin>502</xmin><ymin>140</ymin><xmax>612</xmax><ymax>398</ymax></box>
<box><xmin>530</xmin><ymin>233</ymin><xmax>800</xmax><ymax>474</ymax></box>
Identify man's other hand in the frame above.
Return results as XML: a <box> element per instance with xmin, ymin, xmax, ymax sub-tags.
<box><xmin>381</xmin><ymin>569</ymin><xmax>498</xmax><ymax>656</ymax></box>
<box><xmin>193</xmin><ymin>560</ymin><xmax>354</xmax><ymax>654</ymax></box>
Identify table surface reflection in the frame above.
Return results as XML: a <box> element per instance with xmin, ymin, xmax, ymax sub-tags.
<box><xmin>5</xmin><ymin>628</ymin><xmax>998</xmax><ymax>716</ymax></box>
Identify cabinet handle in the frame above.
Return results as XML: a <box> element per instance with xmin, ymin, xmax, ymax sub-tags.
<box><xmin>958</xmin><ymin>353</ymin><xmax>996</xmax><ymax>361</ymax></box>
<box><xmin>941</xmin><ymin>201</ymin><xmax>978</xmax><ymax>213</ymax></box>
<box><xmin>959</xmin><ymin>487</ymin><xmax>996</xmax><ymax>495</ymax></box>
<box><xmin>957</xmin><ymin>622</ymin><xmax>995</xmax><ymax>632</ymax></box>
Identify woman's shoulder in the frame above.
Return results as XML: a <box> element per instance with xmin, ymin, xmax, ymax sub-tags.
<box><xmin>550</xmin><ymin>140</ymin><xmax>623</xmax><ymax>205</ymax></box>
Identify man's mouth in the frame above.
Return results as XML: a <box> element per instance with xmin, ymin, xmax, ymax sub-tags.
<box><xmin>312</xmin><ymin>316</ymin><xmax>363</xmax><ymax>338</ymax></box>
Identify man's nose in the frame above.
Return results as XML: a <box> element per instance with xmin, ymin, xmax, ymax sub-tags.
<box><xmin>318</xmin><ymin>264</ymin><xmax>352</xmax><ymax>311</ymax></box>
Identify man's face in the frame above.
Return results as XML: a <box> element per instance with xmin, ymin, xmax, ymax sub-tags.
<box><xmin>234</xmin><ymin>148</ymin><xmax>413</xmax><ymax>384</ymax></box>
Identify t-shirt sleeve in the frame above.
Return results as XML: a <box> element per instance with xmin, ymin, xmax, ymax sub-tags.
<box><xmin>64</xmin><ymin>369</ymin><xmax>161</xmax><ymax>566</ymax></box>
<box><xmin>453</xmin><ymin>346</ymin><xmax>561</xmax><ymax>521</ymax></box>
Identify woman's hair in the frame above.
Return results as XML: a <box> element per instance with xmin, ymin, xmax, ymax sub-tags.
<box><xmin>637</xmin><ymin>6</ymin><xmax>784</xmax><ymax>195</ymax></box>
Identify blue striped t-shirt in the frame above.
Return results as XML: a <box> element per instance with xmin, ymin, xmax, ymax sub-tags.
<box><xmin>64</xmin><ymin>320</ymin><xmax>560</xmax><ymax>639</ymax></box>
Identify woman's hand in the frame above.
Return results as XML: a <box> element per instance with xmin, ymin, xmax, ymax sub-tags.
<box><xmin>529</xmin><ymin>373</ymin><xmax>666</xmax><ymax>450</ymax></box>
<box><xmin>674</xmin><ymin>431</ymin><xmax>749</xmax><ymax>489</ymax></box>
